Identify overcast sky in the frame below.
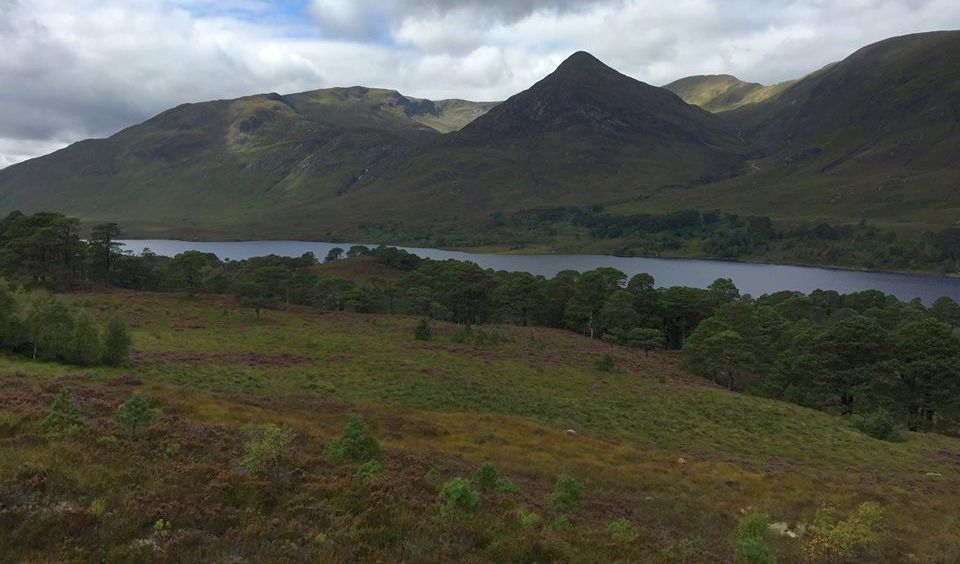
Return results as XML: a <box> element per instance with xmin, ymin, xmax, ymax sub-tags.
<box><xmin>2</xmin><ymin>0</ymin><xmax>959</xmax><ymax>167</ymax></box>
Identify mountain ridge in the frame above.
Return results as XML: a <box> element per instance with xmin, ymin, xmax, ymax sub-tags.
<box><xmin>1</xmin><ymin>31</ymin><xmax>959</xmax><ymax>239</ymax></box>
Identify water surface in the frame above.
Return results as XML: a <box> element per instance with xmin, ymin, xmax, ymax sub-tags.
<box><xmin>119</xmin><ymin>239</ymin><xmax>960</xmax><ymax>304</ymax></box>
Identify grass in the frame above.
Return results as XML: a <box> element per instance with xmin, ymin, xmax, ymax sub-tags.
<box><xmin>2</xmin><ymin>290</ymin><xmax>959</xmax><ymax>562</ymax></box>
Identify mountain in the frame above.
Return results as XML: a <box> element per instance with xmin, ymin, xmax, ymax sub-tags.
<box><xmin>322</xmin><ymin>52</ymin><xmax>749</xmax><ymax>231</ymax></box>
<box><xmin>644</xmin><ymin>31</ymin><xmax>960</xmax><ymax>228</ymax></box>
<box><xmin>1</xmin><ymin>33</ymin><xmax>959</xmax><ymax>239</ymax></box>
<box><xmin>0</xmin><ymin>88</ymin><xmax>495</xmax><ymax>237</ymax></box>
<box><xmin>663</xmin><ymin>74</ymin><xmax>793</xmax><ymax>112</ymax></box>
<box><xmin>0</xmin><ymin>51</ymin><xmax>749</xmax><ymax>238</ymax></box>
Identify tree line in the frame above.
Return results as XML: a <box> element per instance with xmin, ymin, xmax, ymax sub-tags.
<box><xmin>4</xmin><ymin>210</ymin><xmax>960</xmax><ymax>436</ymax></box>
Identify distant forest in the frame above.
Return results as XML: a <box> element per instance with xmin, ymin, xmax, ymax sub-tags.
<box><xmin>362</xmin><ymin>206</ymin><xmax>960</xmax><ymax>273</ymax></box>
<box><xmin>3</xmin><ymin>210</ymin><xmax>960</xmax><ymax>438</ymax></box>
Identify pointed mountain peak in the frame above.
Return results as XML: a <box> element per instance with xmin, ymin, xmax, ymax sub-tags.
<box><xmin>552</xmin><ymin>51</ymin><xmax>618</xmax><ymax>78</ymax></box>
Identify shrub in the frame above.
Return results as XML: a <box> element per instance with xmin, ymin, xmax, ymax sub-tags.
<box><xmin>241</xmin><ymin>423</ymin><xmax>294</xmax><ymax>482</ymax></box>
<box><xmin>414</xmin><ymin>318</ymin><xmax>432</xmax><ymax>341</ymax></box>
<box><xmin>548</xmin><ymin>474</ymin><xmax>583</xmax><ymax>512</ymax></box>
<box><xmin>494</xmin><ymin>478</ymin><xmax>520</xmax><ymax>494</ymax></box>
<box><xmin>806</xmin><ymin>502</ymin><xmax>884</xmax><ymax>562</ymax></box>
<box><xmin>608</xmin><ymin>517</ymin><xmax>639</xmax><ymax>542</ymax></box>
<box><xmin>102</xmin><ymin>316</ymin><xmax>131</xmax><ymax>366</ymax></box>
<box><xmin>473</xmin><ymin>461</ymin><xmax>498</xmax><ymax>490</ymax></box>
<box><xmin>439</xmin><ymin>477</ymin><xmax>479</xmax><ymax>520</ymax></box>
<box><xmin>115</xmin><ymin>393</ymin><xmax>160</xmax><ymax>438</ymax></box>
<box><xmin>326</xmin><ymin>415</ymin><xmax>381</xmax><ymax>463</ymax></box>
<box><xmin>356</xmin><ymin>459</ymin><xmax>382</xmax><ymax>481</ymax></box>
<box><xmin>519</xmin><ymin>509</ymin><xmax>542</xmax><ymax>528</ymax></box>
<box><xmin>96</xmin><ymin>435</ymin><xmax>119</xmax><ymax>448</ymax></box>
<box><xmin>734</xmin><ymin>511</ymin><xmax>776</xmax><ymax>564</ymax></box>
<box><xmin>661</xmin><ymin>537</ymin><xmax>707</xmax><ymax>562</ymax></box>
<box><xmin>594</xmin><ymin>353</ymin><xmax>616</xmax><ymax>372</ymax></box>
<box><xmin>41</xmin><ymin>387</ymin><xmax>82</xmax><ymax>436</ymax></box>
<box><xmin>153</xmin><ymin>518</ymin><xmax>171</xmax><ymax>537</ymax></box>
<box><xmin>851</xmin><ymin>411</ymin><xmax>902</xmax><ymax>441</ymax></box>
<box><xmin>89</xmin><ymin>498</ymin><xmax>107</xmax><ymax>517</ymax></box>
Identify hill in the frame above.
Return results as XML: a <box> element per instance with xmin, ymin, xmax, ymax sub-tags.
<box><xmin>662</xmin><ymin>74</ymin><xmax>792</xmax><ymax>112</ymax></box>
<box><xmin>0</xmin><ymin>88</ymin><xmax>495</xmax><ymax>238</ymax></box>
<box><xmin>318</xmin><ymin>52</ymin><xmax>749</xmax><ymax>235</ymax></box>
<box><xmin>644</xmin><ymin>31</ymin><xmax>960</xmax><ymax>228</ymax></box>
<box><xmin>1</xmin><ymin>290</ymin><xmax>958</xmax><ymax>562</ymax></box>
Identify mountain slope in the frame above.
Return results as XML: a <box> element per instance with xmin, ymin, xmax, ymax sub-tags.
<box><xmin>663</xmin><ymin>74</ymin><xmax>793</xmax><ymax>112</ymax></box>
<box><xmin>0</xmin><ymin>88</ymin><xmax>495</xmax><ymax>237</ymax></box>
<box><xmin>325</xmin><ymin>52</ymin><xmax>749</xmax><ymax>231</ymax></box>
<box><xmin>642</xmin><ymin>31</ymin><xmax>960</xmax><ymax>228</ymax></box>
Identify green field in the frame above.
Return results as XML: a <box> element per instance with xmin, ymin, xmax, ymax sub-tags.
<box><xmin>2</xmin><ymin>290</ymin><xmax>959</xmax><ymax>562</ymax></box>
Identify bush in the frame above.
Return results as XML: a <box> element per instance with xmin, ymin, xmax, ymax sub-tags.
<box><xmin>356</xmin><ymin>459</ymin><xmax>382</xmax><ymax>481</ymax></box>
<box><xmin>326</xmin><ymin>415</ymin><xmax>381</xmax><ymax>463</ymax></box>
<box><xmin>548</xmin><ymin>474</ymin><xmax>583</xmax><ymax>512</ymax></box>
<box><xmin>115</xmin><ymin>393</ymin><xmax>160</xmax><ymax>438</ymax></box>
<box><xmin>608</xmin><ymin>517</ymin><xmax>639</xmax><ymax>542</ymax></box>
<box><xmin>414</xmin><ymin>318</ymin><xmax>432</xmax><ymax>341</ymax></box>
<box><xmin>241</xmin><ymin>423</ymin><xmax>295</xmax><ymax>482</ymax></box>
<box><xmin>734</xmin><ymin>511</ymin><xmax>776</xmax><ymax>564</ymax></box>
<box><xmin>851</xmin><ymin>410</ymin><xmax>902</xmax><ymax>441</ymax></box>
<box><xmin>439</xmin><ymin>477</ymin><xmax>479</xmax><ymax>520</ymax></box>
<box><xmin>473</xmin><ymin>461</ymin><xmax>498</xmax><ymax>490</ymax></box>
<box><xmin>519</xmin><ymin>509</ymin><xmax>542</xmax><ymax>528</ymax></box>
<box><xmin>594</xmin><ymin>353</ymin><xmax>616</xmax><ymax>372</ymax></box>
<box><xmin>102</xmin><ymin>316</ymin><xmax>131</xmax><ymax>366</ymax></box>
<box><xmin>806</xmin><ymin>502</ymin><xmax>884</xmax><ymax>562</ymax></box>
<box><xmin>42</xmin><ymin>387</ymin><xmax>82</xmax><ymax>436</ymax></box>
<box><xmin>494</xmin><ymin>477</ymin><xmax>520</xmax><ymax>494</ymax></box>
<box><xmin>661</xmin><ymin>537</ymin><xmax>707</xmax><ymax>562</ymax></box>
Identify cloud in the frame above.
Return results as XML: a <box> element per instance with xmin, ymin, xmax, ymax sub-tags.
<box><xmin>2</xmin><ymin>0</ymin><xmax>960</xmax><ymax>167</ymax></box>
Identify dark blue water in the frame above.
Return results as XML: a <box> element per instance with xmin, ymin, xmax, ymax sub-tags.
<box><xmin>119</xmin><ymin>239</ymin><xmax>960</xmax><ymax>305</ymax></box>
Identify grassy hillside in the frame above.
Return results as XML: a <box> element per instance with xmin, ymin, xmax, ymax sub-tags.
<box><xmin>2</xmin><ymin>290</ymin><xmax>959</xmax><ymax>562</ymax></box>
<box><xmin>662</xmin><ymin>75</ymin><xmax>793</xmax><ymax>112</ymax></box>
<box><xmin>644</xmin><ymin>31</ymin><xmax>960</xmax><ymax>229</ymax></box>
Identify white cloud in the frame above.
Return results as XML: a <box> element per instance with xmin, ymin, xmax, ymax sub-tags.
<box><xmin>2</xmin><ymin>0</ymin><xmax>960</xmax><ymax>167</ymax></box>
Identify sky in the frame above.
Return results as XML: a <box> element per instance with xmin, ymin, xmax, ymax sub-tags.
<box><xmin>2</xmin><ymin>0</ymin><xmax>959</xmax><ymax>167</ymax></box>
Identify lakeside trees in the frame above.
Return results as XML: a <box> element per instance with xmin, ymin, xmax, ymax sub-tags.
<box><xmin>4</xmin><ymin>210</ymin><xmax>960</xmax><ymax>434</ymax></box>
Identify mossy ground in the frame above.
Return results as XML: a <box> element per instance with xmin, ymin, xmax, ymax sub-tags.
<box><xmin>1</xmin><ymin>290</ymin><xmax>959</xmax><ymax>562</ymax></box>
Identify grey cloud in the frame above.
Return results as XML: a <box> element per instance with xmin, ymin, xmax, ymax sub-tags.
<box><xmin>3</xmin><ymin>0</ymin><xmax>960</xmax><ymax>167</ymax></box>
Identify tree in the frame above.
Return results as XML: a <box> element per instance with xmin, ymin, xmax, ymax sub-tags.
<box><xmin>325</xmin><ymin>247</ymin><xmax>344</xmax><ymax>263</ymax></box>
<box><xmin>548</xmin><ymin>474</ymin><xmax>584</xmax><ymax>512</ymax></box>
<box><xmin>67</xmin><ymin>311</ymin><xmax>103</xmax><ymax>366</ymax></box>
<box><xmin>702</xmin><ymin>330</ymin><xmax>756</xmax><ymax>390</ymax></box>
<box><xmin>42</xmin><ymin>387</ymin><xmax>82</xmax><ymax>435</ymax></box>
<box><xmin>102</xmin><ymin>316</ymin><xmax>131</xmax><ymax>366</ymax></box>
<box><xmin>628</xmin><ymin>327</ymin><xmax>666</xmax><ymax>356</ymax></box>
<box><xmin>708</xmin><ymin>277</ymin><xmax>741</xmax><ymax>307</ymax></box>
<box><xmin>414</xmin><ymin>318</ymin><xmax>432</xmax><ymax>341</ymax></box>
<box><xmin>116</xmin><ymin>393</ymin><xmax>160</xmax><ymax>438</ymax></box>
<box><xmin>599</xmin><ymin>289</ymin><xmax>640</xmax><ymax>338</ymax></box>
<box><xmin>232</xmin><ymin>275</ymin><xmax>276</xmax><ymax>320</ymax></box>
<box><xmin>241</xmin><ymin>423</ymin><xmax>295</xmax><ymax>483</ymax></box>
<box><xmin>473</xmin><ymin>461</ymin><xmax>498</xmax><ymax>490</ymax></box>
<box><xmin>325</xmin><ymin>415</ymin><xmax>381</xmax><ymax>463</ymax></box>
<box><xmin>733</xmin><ymin>511</ymin><xmax>777</xmax><ymax>564</ymax></box>
<box><xmin>88</xmin><ymin>222</ymin><xmax>123</xmax><ymax>284</ymax></box>
<box><xmin>439</xmin><ymin>477</ymin><xmax>479</xmax><ymax>520</ymax></box>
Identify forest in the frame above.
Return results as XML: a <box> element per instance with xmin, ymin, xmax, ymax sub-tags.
<box><xmin>3</xmin><ymin>210</ymin><xmax>959</xmax><ymax>438</ymax></box>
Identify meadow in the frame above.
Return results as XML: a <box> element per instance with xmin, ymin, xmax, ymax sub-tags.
<box><xmin>2</xmin><ymin>290</ymin><xmax>959</xmax><ymax>562</ymax></box>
